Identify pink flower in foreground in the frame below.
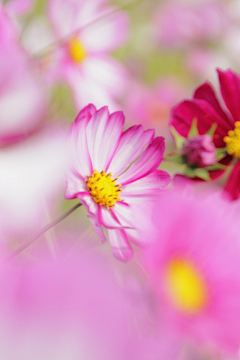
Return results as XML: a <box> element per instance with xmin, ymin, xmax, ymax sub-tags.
<box><xmin>47</xmin><ymin>0</ymin><xmax>129</xmax><ymax>110</ymax></box>
<box><xmin>142</xmin><ymin>191</ymin><xmax>240</xmax><ymax>356</ymax></box>
<box><xmin>65</xmin><ymin>104</ymin><xmax>170</xmax><ymax>262</ymax></box>
<box><xmin>0</xmin><ymin>247</ymin><xmax>139</xmax><ymax>360</ymax></box>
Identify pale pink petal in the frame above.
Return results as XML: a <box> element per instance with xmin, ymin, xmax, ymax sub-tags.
<box><xmin>67</xmin><ymin>65</ymin><xmax>120</xmax><ymax>111</ymax></box>
<box><xmin>108</xmin><ymin>229</ymin><xmax>133</xmax><ymax>262</ymax></box>
<box><xmin>81</xmin><ymin>56</ymin><xmax>128</xmax><ymax>98</ymax></box>
<box><xmin>5</xmin><ymin>0</ymin><xmax>32</xmax><ymax>15</ymax></box>
<box><xmin>121</xmin><ymin>170</ymin><xmax>171</xmax><ymax>197</ymax></box>
<box><xmin>77</xmin><ymin>193</ymin><xmax>106</xmax><ymax>243</ymax></box>
<box><xmin>118</xmin><ymin>137</ymin><xmax>165</xmax><ymax>185</ymax></box>
<box><xmin>111</xmin><ymin>202</ymin><xmax>133</xmax><ymax>228</ymax></box>
<box><xmin>108</xmin><ymin>125</ymin><xmax>154</xmax><ymax>178</ymax></box>
<box><xmin>86</xmin><ymin>107</ymin><xmax>124</xmax><ymax>172</ymax></box>
<box><xmin>68</xmin><ymin>104</ymin><xmax>95</xmax><ymax>178</ymax></box>
<box><xmin>81</xmin><ymin>10</ymin><xmax>129</xmax><ymax>52</ymax></box>
<box><xmin>47</xmin><ymin>0</ymin><xmax>79</xmax><ymax>37</ymax></box>
<box><xmin>99</xmin><ymin>202</ymin><xmax>133</xmax><ymax>229</ymax></box>
<box><xmin>65</xmin><ymin>171</ymin><xmax>87</xmax><ymax>199</ymax></box>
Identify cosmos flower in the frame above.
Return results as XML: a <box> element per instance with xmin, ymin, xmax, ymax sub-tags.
<box><xmin>170</xmin><ymin>68</ymin><xmax>240</xmax><ymax>200</ymax></box>
<box><xmin>47</xmin><ymin>0</ymin><xmax>129</xmax><ymax>110</ymax></box>
<box><xmin>65</xmin><ymin>104</ymin><xmax>170</xmax><ymax>262</ymax></box>
<box><xmin>142</xmin><ymin>191</ymin><xmax>240</xmax><ymax>356</ymax></box>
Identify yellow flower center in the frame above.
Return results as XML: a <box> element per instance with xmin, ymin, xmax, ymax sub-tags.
<box><xmin>224</xmin><ymin>121</ymin><xmax>240</xmax><ymax>158</ymax></box>
<box><xmin>68</xmin><ymin>37</ymin><xmax>86</xmax><ymax>63</ymax></box>
<box><xmin>165</xmin><ymin>258</ymin><xmax>207</xmax><ymax>314</ymax></box>
<box><xmin>86</xmin><ymin>170</ymin><xmax>122</xmax><ymax>208</ymax></box>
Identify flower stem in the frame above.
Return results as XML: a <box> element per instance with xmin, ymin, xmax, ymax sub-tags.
<box><xmin>9</xmin><ymin>203</ymin><xmax>82</xmax><ymax>260</ymax></box>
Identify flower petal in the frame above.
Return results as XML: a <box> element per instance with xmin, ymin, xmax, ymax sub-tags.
<box><xmin>118</xmin><ymin>137</ymin><xmax>165</xmax><ymax>185</ymax></box>
<box><xmin>108</xmin><ymin>229</ymin><xmax>133</xmax><ymax>262</ymax></box>
<box><xmin>194</xmin><ymin>82</ymin><xmax>233</xmax><ymax>127</ymax></box>
<box><xmin>99</xmin><ymin>203</ymin><xmax>133</xmax><ymax>229</ymax></box>
<box><xmin>86</xmin><ymin>106</ymin><xmax>124</xmax><ymax>172</ymax></box>
<box><xmin>121</xmin><ymin>170</ymin><xmax>171</xmax><ymax>197</ymax></box>
<box><xmin>81</xmin><ymin>10</ymin><xmax>129</xmax><ymax>52</ymax></box>
<box><xmin>170</xmin><ymin>99</ymin><xmax>232</xmax><ymax>148</ymax></box>
<box><xmin>217</xmin><ymin>69</ymin><xmax>240</xmax><ymax>124</ymax></box>
<box><xmin>65</xmin><ymin>170</ymin><xmax>87</xmax><ymax>199</ymax></box>
<box><xmin>77</xmin><ymin>193</ymin><xmax>106</xmax><ymax>243</ymax></box>
<box><xmin>108</xmin><ymin>125</ymin><xmax>154</xmax><ymax>178</ymax></box>
<box><xmin>224</xmin><ymin>160</ymin><xmax>240</xmax><ymax>201</ymax></box>
<box><xmin>68</xmin><ymin>104</ymin><xmax>95</xmax><ymax>178</ymax></box>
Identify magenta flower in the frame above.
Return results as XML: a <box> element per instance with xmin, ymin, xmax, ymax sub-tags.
<box><xmin>47</xmin><ymin>0</ymin><xmax>129</xmax><ymax>110</ymax></box>
<box><xmin>66</xmin><ymin>104</ymin><xmax>170</xmax><ymax>262</ymax></box>
<box><xmin>182</xmin><ymin>135</ymin><xmax>216</xmax><ymax>168</ymax></box>
<box><xmin>142</xmin><ymin>191</ymin><xmax>240</xmax><ymax>356</ymax></box>
<box><xmin>170</xmin><ymin>68</ymin><xmax>240</xmax><ymax>199</ymax></box>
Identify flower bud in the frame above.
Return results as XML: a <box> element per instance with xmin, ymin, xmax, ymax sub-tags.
<box><xmin>182</xmin><ymin>135</ymin><xmax>216</xmax><ymax>168</ymax></box>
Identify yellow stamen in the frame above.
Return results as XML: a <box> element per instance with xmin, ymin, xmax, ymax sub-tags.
<box><xmin>68</xmin><ymin>37</ymin><xmax>86</xmax><ymax>63</ymax></box>
<box><xmin>86</xmin><ymin>170</ymin><xmax>122</xmax><ymax>209</ymax></box>
<box><xmin>224</xmin><ymin>121</ymin><xmax>240</xmax><ymax>158</ymax></box>
<box><xmin>165</xmin><ymin>258</ymin><xmax>207</xmax><ymax>314</ymax></box>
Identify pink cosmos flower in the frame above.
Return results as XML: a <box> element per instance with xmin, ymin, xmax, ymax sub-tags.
<box><xmin>170</xmin><ymin>68</ymin><xmax>240</xmax><ymax>200</ymax></box>
<box><xmin>142</xmin><ymin>191</ymin><xmax>240</xmax><ymax>356</ymax></box>
<box><xmin>65</xmin><ymin>104</ymin><xmax>170</xmax><ymax>262</ymax></box>
<box><xmin>47</xmin><ymin>0</ymin><xmax>129</xmax><ymax>111</ymax></box>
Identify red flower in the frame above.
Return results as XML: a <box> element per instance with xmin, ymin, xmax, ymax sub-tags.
<box><xmin>170</xmin><ymin>69</ymin><xmax>240</xmax><ymax>200</ymax></box>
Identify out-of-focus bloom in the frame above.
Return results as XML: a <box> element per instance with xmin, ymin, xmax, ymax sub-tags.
<box><xmin>0</xmin><ymin>125</ymin><xmax>69</xmax><ymax>242</ymax></box>
<box><xmin>125</xmin><ymin>78</ymin><xmax>186</xmax><ymax>138</ymax></box>
<box><xmin>142</xmin><ymin>191</ymin><xmax>240</xmax><ymax>356</ymax></box>
<box><xmin>65</xmin><ymin>104</ymin><xmax>170</xmax><ymax>262</ymax></box>
<box><xmin>182</xmin><ymin>135</ymin><xmax>216</xmax><ymax>168</ymax></box>
<box><xmin>0</xmin><ymin>5</ymin><xmax>47</xmax><ymax>146</ymax></box>
<box><xmin>0</xmin><ymin>246</ymin><xmax>140</xmax><ymax>360</ymax></box>
<box><xmin>170</xmin><ymin>68</ymin><xmax>240</xmax><ymax>200</ymax></box>
<box><xmin>47</xmin><ymin>0</ymin><xmax>129</xmax><ymax>110</ymax></box>
<box><xmin>155</xmin><ymin>0</ymin><xmax>230</xmax><ymax>49</ymax></box>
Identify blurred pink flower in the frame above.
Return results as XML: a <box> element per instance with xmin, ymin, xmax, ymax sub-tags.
<box><xmin>142</xmin><ymin>191</ymin><xmax>240</xmax><ymax>356</ymax></box>
<box><xmin>125</xmin><ymin>78</ymin><xmax>186</xmax><ymax>138</ymax></box>
<box><xmin>47</xmin><ymin>0</ymin><xmax>129</xmax><ymax>110</ymax></box>
<box><xmin>0</xmin><ymin>246</ymin><xmax>140</xmax><ymax>359</ymax></box>
<box><xmin>155</xmin><ymin>0</ymin><xmax>230</xmax><ymax>49</ymax></box>
<box><xmin>0</xmin><ymin>5</ymin><xmax>47</xmax><ymax>146</ymax></box>
<box><xmin>65</xmin><ymin>104</ymin><xmax>170</xmax><ymax>262</ymax></box>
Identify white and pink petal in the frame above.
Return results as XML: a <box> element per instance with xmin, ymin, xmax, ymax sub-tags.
<box><xmin>108</xmin><ymin>125</ymin><xmax>154</xmax><ymax>178</ymax></box>
<box><xmin>118</xmin><ymin>137</ymin><xmax>166</xmax><ymax>185</ymax></box>
<box><xmin>86</xmin><ymin>106</ymin><xmax>124</xmax><ymax>172</ymax></box>
<box><xmin>108</xmin><ymin>228</ymin><xmax>133</xmax><ymax>262</ymax></box>
<box><xmin>121</xmin><ymin>170</ymin><xmax>171</xmax><ymax>197</ymax></box>
<box><xmin>77</xmin><ymin>192</ymin><xmax>107</xmax><ymax>243</ymax></box>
